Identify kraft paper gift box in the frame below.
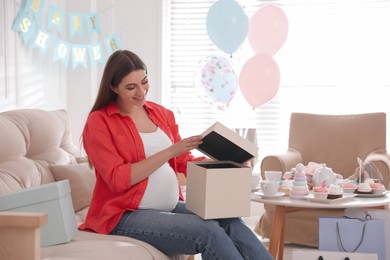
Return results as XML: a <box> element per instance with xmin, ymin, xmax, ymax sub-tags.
<box><xmin>186</xmin><ymin>122</ymin><xmax>258</xmax><ymax>219</ymax></box>
<box><xmin>0</xmin><ymin>180</ymin><xmax>77</xmax><ymax>247</ymax></box>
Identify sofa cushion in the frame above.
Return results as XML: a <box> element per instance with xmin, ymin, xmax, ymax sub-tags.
<box><xmin>50</xmin><ymin>163</ymin><xmax>96</xmax><ymax>212</ymax></box>
<box><xmin>41</xmin><ymin>230</ymin><xmax>188</xmax><ymax>260</ymax></box>
<box><xmin>41</xmin><ymin>237</ymin><xmax>170</xmax><ymax>260</ymax></box>
<box><xmin>0</xmin><ymin>109</ymin><xmax>80</xmax><ymax>196</ymax></box>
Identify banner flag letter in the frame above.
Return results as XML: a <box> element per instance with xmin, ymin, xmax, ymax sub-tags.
<box><xmin>69</xmin><ymin>13</ymin><xmax>84</xmax><ymax>37</ymax></box>
<box><xmin>72</xmin><ymin>46</ymin><xmax>88</xmax><ymax>69</ymax></box>
<box><xmin>86</xmin><ymin>13</ymin><xmax>101</xmax><ymax>35</ymax></box>
<box><xmin>48</xmin><ymin>5</ymin><xmax>64</xmax><ymax>33</ymax></box>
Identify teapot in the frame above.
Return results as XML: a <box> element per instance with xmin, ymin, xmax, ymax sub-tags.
<box><xmin>312</xmin><ymin>164</ymin><xmax>337</xmax><ymax>187</ymax></box>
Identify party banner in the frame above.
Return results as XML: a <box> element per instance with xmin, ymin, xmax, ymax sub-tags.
<box><xmin>11</xmin><ymin>0</ymin><xmax>120</xmax><ymax>69</ymax></box>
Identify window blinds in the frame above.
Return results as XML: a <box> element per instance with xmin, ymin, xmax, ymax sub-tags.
<box><xmin>162</xmin><ymin>0</ymin><xmax>390</xmax><ymax>161</ymax></box>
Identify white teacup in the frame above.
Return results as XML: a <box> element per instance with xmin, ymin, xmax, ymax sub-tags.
<box><xmin>265</xmin><ymin>170</ymin><xmax>282</xmax><ymax>182</ymax></box>
<box><xmin>260</xmin><ymin>180</ymin><xmax>280</xmax><ymax>196</ymax></box>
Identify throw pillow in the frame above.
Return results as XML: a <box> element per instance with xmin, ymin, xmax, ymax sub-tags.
<box><xmin>49</xmin><ymin>163</ymin><xmax>96</xmax><ymax>212</ymax></box>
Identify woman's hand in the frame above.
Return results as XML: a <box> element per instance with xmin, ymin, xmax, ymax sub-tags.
<box><xmin>167</xmin><ymin>135</ymin><xmax>203</xmax><ymax>158</ymax></box>
<box><xmin>130</xmin><ymin>135</ymin><xmax>203</xmax><ymax>185</ymax></box>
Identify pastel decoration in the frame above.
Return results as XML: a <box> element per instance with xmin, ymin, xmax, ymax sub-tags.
<box><xmin>248</xmin><ymin>4</ymin><xmax>289</xmax><ymax>55</ymax></box>
<box><xmin>71</xmin><ymin>45</ymin><xmax>88</xmax><ymax>69</ymax></box>
<box><xmin>88</xmin><ymin>43</ymin><xmax>105</xmax><ymax>65</ymax></box>
<box><xmin>33</xmin><ymin>29</ymin><xmax>51</xmax><ymax>55</ymax></box>
<box><xmin>239</xmin><ymin>53</ymin><xmax>280</xmax><ymax>108</ymax></box>
<box><xmin>24</xmin><ymin>0</ymin><xmax>46</xmax><ymax>19</ymax></box>
<box><xmin>105</xmin><ymin>34</ymin><xmax>121</xmax><ymax>53</ymax></box>
<box><xmin>48</xmin><ymin>5</ymin><xmax>64</xmax><ymax>33</ymax></box>
<box><xmin>11</xmin><ymin>0</ymin><xmax>121</xmax><ymax>70</ymax></box>
<box><xmin>11</xmin><ymin>10</ymin><xmax>37</xmax><ymax>43</ymax></box>
<box><xmin>86</xmin><ymin>13</ymin><xmax>101</xmax><ymax>35</ymax></box>
<box><xmin>196</xmin><ymin>55</ymin><xmax>238</xmax><ymax>110</ymax></box>
<box><xmin>206</xmin><ymin>0</ymin><xmax>249</xmax><ymax>55</ymax></box>
<box><xmin>69</xmin><ymin>13</ymin><xmax>84</xmax><ymax>37</ymax></box>
<box><xmin>53</xmin><ymin>40</ymin><xmax>71</xmax><ymax>67</ymax></box>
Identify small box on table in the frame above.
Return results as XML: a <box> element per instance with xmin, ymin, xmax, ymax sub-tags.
<box><xmin>0</xmin><ymin>180</ymin><xmax>77</xmax><ymax>247</ymax></box>
<box><xmin>186</xmin><ymin>122</ymin><xmax>258</xmax><ymax>219</ymax></box>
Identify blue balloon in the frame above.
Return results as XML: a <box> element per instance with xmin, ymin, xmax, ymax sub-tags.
<box><xmin>206</xmin><ymin>0</ymin><xmax>249</xmax><ymax>55</ymax></box>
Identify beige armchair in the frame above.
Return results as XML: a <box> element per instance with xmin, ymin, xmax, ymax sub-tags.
<box><xmin>255</xmin><ymin>112</ymin><xmax>390</xmax><ymax>247</ymax></box>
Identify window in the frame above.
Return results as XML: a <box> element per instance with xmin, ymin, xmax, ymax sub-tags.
<box><xmin>162</xmin><ymin>0</ymin><xmax>390</xmax><ymax>162</ymax></box>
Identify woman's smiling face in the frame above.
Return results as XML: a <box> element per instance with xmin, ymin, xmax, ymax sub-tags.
<box><xmin>113</xmin><ymin>70</ymin><xmax>149</xmax><ymax>108</ymax></box>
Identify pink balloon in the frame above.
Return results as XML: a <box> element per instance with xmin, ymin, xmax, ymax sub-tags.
<box><xmin>239</xmin><ymin>53</ymin><xmax>280</xmax><ymax>108</ymax></box>
<box><xmin>248</xmin><ymin>5</ymin><xmax>289</xmax><ymax>55</ymax></box>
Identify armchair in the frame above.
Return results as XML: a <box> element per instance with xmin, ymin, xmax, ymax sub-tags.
<box><xmin>255</xmin><ymin>112</ymin><xmax>390</xmax><ymax>247</ymax></box>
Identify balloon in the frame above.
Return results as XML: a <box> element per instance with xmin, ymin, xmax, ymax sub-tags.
<box><xmin>195</xmin><ymin>55</ymin><xmax>238</xmax><ymax>110</ymax></box>
<box><xmin>206</xmin><ymin>0</ymin><xmax>249</xmax><ymax>55</ymax></box>
<box><xmin>239</xmin><ymin>53</ymin><xmax>280</xmax><ymax>108</ymax></box>
<box><xmin>248</xmin><ymin>5</ymin><xmax>289</xmax><ymax>55</ymax></box>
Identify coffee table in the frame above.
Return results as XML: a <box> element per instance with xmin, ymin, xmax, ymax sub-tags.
<box><xmin>251</xmin><ymin>192</ymin><xmax>390</xmax><ymax>260</ymax></box>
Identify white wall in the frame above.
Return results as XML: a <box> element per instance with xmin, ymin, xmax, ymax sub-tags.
<box><xmin>1</xmin><ymin>0</ymin><xmax>162</xmax><ymax>148</ymax></box>
<box><xmin>65</xmin><ymin>0</ymin><xmax>162</xmax><ymax>148</ymax></box>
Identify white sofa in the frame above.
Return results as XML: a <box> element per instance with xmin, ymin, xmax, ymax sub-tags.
<box><xmin>0</xmin><ymin>109</ymin><xmax>189</xmax><ymax>260</ymax></box>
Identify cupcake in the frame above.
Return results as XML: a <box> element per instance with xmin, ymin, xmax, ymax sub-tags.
<box><xmin>356</xmin><ymin>182</ymin><xmax>373</xmax><ymax>194</ymax></box>
<box><xmin>369</xmin><ymin>182</ymin><xmax>386</xmax><ymax>194</ymax></box>
<box><xmin>341</xmin><ymin>182</ymin><xmax>358</xmax><ymax>193</ymax></box>
<box><xmin>327</xmin><ymin>184</ymin><xmax>343</xmax><ymax>199</ymax></box>
<box><xmin>312</xmin><ymin>181</ymin><xmax>328</xmax><ymax>199</ymax></box>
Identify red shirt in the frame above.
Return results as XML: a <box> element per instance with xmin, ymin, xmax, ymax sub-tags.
<box><xmin>79</xmin><ymin>101</ymin><xmax>204</xmax><ymax>234</ymax></box>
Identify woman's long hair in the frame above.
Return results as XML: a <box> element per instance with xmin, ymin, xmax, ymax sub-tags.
<box><xmin>81</xmin><ymin>50</ymin><xmax>147</xmax><ymax>163</ymax></box>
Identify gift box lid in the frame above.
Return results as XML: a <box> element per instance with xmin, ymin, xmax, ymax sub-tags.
<box><xmin>197</xmin><ymin>122</ymin><xmax>258</xmax><ymax>164</ymax></box>
<box><xmin>0</xmin><ymin>180</ymin><xmax>71</xmax><ymax>211</ymax></box>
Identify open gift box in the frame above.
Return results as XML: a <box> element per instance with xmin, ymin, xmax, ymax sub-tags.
<box><xmin>185</xmin><ymin>122</ymin><xmax>258</xmax><ymax>219</ymax></box>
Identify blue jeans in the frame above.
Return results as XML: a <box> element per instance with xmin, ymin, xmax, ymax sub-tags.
<box><xmin>110</xmin><ymin>201</ymin><xmax>273</xmax><ymax>260</ymax></box>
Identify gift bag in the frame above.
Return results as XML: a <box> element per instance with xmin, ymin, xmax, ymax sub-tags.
<box><xmin>292</xmin><ymin>249</ymin><xmax>378</xmax><ymax>260</ymax></box>
<box><xmin>319</xmin><ymin>216</ymin><xmax>385</xmax><ymax>260</ymax></box>
<box><xmin>345</xmin><ymin>208</ymin><xmax>390</xmax><ymax>260</ymax></box>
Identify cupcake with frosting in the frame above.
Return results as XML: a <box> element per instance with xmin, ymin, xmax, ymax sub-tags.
<box><xmin>312</xmin><ymin>180</ymin><xmax>328</xmax><ymax>199</ymax></box>
<box><xmin>341</xmin><ymin>182</ymin><xmax>358</xmax><ymax>193</ymax></box>
<box><xmin>356</xmin><ymin>182</ymin><xmax>373</xmax><ymax>194</ymax></box>
<box><xmin>327</xmin><ymin>184</ymin><xmax>343</xmax><ymax>199</ymax></box>
<box><xmin>369</xmin><ymin>183</ymin><xmax>386</xmax><ymax>194</ymax></box>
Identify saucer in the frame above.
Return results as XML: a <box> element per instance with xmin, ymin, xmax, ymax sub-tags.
<box><xmin>255</xmin><ymin>191</ymin><xmax>285</xmax><ymax>199</ymax></box>
<box><xmin>304</xmin><ymin>193</ymin><xmax>357</xmax><ymax>204</ymax></box>
<box><xmin>355</xmin><ymin>190</ymin><xmax>388</xmax><ymax>198</ymax></box>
